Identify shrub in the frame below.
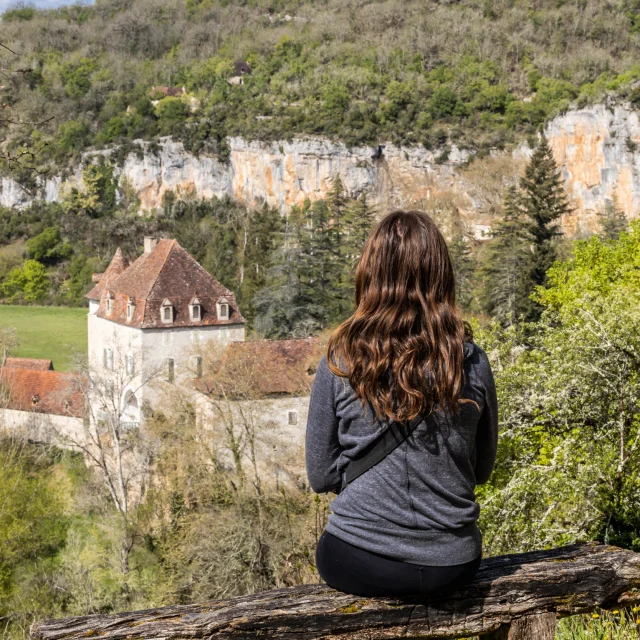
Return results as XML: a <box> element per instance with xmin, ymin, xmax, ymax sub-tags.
<box><xmin>155</xmin><ymin>97</ymin><xmax>189</xmax><ymax>135</ymax></box>
<box><xmin>26</xmin><ymin>227</ymin><xmax>72</xmax><ymax>264</ymax></box>
<box><xmin>1</xmin><ymin>259</ymin><xmax>50</xmax><ymax>302</ymax></box>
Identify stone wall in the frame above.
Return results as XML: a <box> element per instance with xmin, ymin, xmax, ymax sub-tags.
<box><xmin>194</xmin><ymin>392</ymin><xmax>310</xmax><ymax>484</ymax></box>
<box><xmin>0</xmin><ymin>407</ymin><xmax>84</xmax><ymax>445</ymax></box>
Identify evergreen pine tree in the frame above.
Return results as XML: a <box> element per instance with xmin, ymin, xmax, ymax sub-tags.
<box><xmin>598</xmin><ymin>198</ymin><xmax>628</xmax><ymax>241</ymax></box>
<box><xmin>252</xmin><ymin>210</ymin><xmax>323</xmax><ymax>338</ymax></box>
<box><xmin>481</xmin><ymin>186</ymin><xmax>531</xmax><ymax>325</ymax></box>
<box><xmin>519</xmin><ymin>133</ymin><xmax>572</xmax><ymax>319</ymax></box>
<box><xmin>237</xmin><ymin>204</ymin><xmax>283</xmax><ymax>328</ymax></box>
<box><xmin>446</xmin><ymin>210</ymin><xmax>477</xmax><ymax>311</ymax></box>
<box><xmin>253</xmin><ymin>182</ymin><xmax>376</xmax><ymax>337</ymax></box>
<box><xmin>449</xmin><ymin>233</ymin><xmax>476</xmax><ymax>311</ymax></box>
<box><xmin>337</xmin><ymin>192</ymin><xmax>377</xmax><ymax>320</ymax></box>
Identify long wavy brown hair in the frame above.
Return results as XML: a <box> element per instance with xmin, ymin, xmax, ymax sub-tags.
<box><xmin>327</xmin><ymin>210</ymin><xmax>473</xmax><ymax>424</ymax></box>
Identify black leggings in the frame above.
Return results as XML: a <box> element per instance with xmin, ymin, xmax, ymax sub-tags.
<box><xmin>315</xmin><ymin>530</ymin><xmax>482</xmax><ymax>597</ymax></box>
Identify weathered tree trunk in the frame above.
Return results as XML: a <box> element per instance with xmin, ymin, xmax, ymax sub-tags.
<box><xmin>31</xmin><ymin>543</ymin><xmax>640</xmax><ymax>640</ymax></box>
<box><xmin>486</xmin><ymin>612</ymin><xmax>556</xmax><ymax>639</ymax></box>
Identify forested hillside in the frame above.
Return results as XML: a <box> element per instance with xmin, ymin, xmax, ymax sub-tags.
<box><xmin>1</xmin><ymin>0</ymin><xmax>640</xmax><ymax>178</ymax></box>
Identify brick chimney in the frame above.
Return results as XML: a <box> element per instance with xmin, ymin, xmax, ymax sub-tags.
<box><xmin>144</xmin><ymin>237</ymin><xmax>158</xmax><ymax>254</ymax></box>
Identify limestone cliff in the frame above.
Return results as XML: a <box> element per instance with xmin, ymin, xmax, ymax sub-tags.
<box><xmin>3</xmin><ymin>102</ymin><xmax>640</xmax><ymax>237</ymax></box>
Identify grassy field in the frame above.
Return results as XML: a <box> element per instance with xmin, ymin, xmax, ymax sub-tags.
<box><xmin>0</xmin><ymin>305</ymin><xmax>87</xmax><ymax>372</ymax></box>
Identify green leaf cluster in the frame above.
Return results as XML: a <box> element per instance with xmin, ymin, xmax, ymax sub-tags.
<box><xmin>479</xmin><ymin>221</ymin><xmax>640</xmax><ymax>555</ymax></box>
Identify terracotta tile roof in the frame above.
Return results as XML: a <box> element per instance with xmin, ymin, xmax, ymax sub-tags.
<box><xmin>85</xmin><ymin>247</ymin><xmax>129</xmax><ymax>300</ymax></box>
<box><xmin>95</xmin><ymin>239</ymin><xmax>245</xmax><ymax>329</ymax></box>
<box><xmin>196</xmin><ymin>337</ymin><xmax>325</xmax><ymax>398</ymax></box>
<box><xmin>4</xmin><ymin>357</ymin><xmax>53</xmax><ymax>371</ymax></box>
<box><xmin>0</xmin><ymin>368</ymin><xmax>84</xmax><ymax>418</ymax></box>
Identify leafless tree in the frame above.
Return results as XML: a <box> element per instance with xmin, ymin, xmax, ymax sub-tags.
<box><xmin>54</xmin><ymin>339</ymin><xmax>163</xmax><ymax>577</ymax></box>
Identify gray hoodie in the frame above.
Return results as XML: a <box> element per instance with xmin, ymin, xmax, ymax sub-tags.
<box><xmin>305</xmin><ymin>340</ymin><xmax>498</xmax><ymax>566</ymax></box>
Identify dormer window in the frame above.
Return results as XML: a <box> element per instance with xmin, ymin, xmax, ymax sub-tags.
<box><xmin>105</xmin><ymin>291</ymin><xmax>113</xmax><ymax>314</ymax></box>
<box><xmin>216</xmin><ymin>297</ymin><xmax>229</xmax><ymax>320</ymax></box>
<box><xmin>161</xmin><ymin>299</ymin><xmax>173</xmax><ymax>324</ymax></box>
<box><xmin>189</xmin><ymin>297</ymin><xmax>201</xmax><ymax>322</ymax></box>
<box><xmin>126</xmin><ymin>297</ymin><xmax>135</xmax><ymax>322</ymax></box>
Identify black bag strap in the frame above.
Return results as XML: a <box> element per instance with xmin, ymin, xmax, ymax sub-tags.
<box><xmin>340</xmin><ymin>412</ymin><xmax>424</xmax><ymax>491</ymax></box>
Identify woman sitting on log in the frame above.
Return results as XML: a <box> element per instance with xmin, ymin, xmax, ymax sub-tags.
<box><xmin>305</xmin><ymin>209</ymin><xmax>499</xmax><ymax>598</ymax></box>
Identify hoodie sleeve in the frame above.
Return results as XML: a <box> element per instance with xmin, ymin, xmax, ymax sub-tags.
<box><xmin>305</xmin><ymin>355</ymin><xmax>343</xmax><ymax>493</ymax></box>
<box><xmin>472</xmin><ymin>346</ymin><xmax>499</xmax><ymax>485</ymax></box>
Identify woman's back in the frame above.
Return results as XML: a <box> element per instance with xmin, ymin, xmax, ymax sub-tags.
<box><xmin>305</xmin><ymin>209</ymin><xmax>498</xmax><ymax>596</ymax></box>
<box><xmin>306</xmin><ymin>339</ymin><xmax>498</xmax><ymax>566</ymax></box>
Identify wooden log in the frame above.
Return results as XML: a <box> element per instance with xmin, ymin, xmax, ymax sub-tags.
<box><xmin>31</xmin><ymin>542</ymin><xmax>640</xmax><ymax>640</ymax></box>
<box><xmin>486</xmin><ymin>612</ymin><xmax>556</xmax><ymax>639</ymax></box>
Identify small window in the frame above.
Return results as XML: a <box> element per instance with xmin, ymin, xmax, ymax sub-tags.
<box><xmin>190</xmin><ymin>301</ymin><xmax>201</xmax><ymax>321</ymax></box>
<box><xmin>288</xmin><ymin>410</ymin><xmax>298</xmax><ymax>426</ymax></box>
<box><xmin>190</xmin><ymin>330</ymin><xmax>200</xmax><ymax>345</ymax></box>
<box><xmin>192</xmin><ymin>355</ymin><xmax>203</xmax><ymax>378</ymax></box>
<box><xmin>161</xmin><ymin>300</ymin><xmax>173</xmax><ymax>324</ymax></box>
<box><xmin>106</xmin><ymin>297</ymin><xmax>113</xmax><ymax>314</ymax></box>
<box><xmin>106</xmin><ymin>348</ymin><xmax>114</xmax><ymax>371</ymax></box>
<box><xmin>127</xmin><ymin>303</ymin><xmax>135</xmax><ymax>321</ymax></box>
<box><xmin>165</xmin><ymin>358</ymin><xmax>175</xmax><ymax>383</ymax></box>
<box><xmin>103</xmin><ymin>347</ymin><xmax>108</xmax><ymax>368</ymax></box>
<box><xmin>32</xmin><ymin>394</ymin><xmax>40</xmax><ymax>407</ymax></box>
<box><xmin>162</xmin><ymin>331</ymin><xmax>172</xmax><ymax>346</ymax></box>
<box><xmin>126</xmin><ymin>355</ymin><xmax>134</xmax><ymax>376</ymax></box>
<box><xmin>216</xmin><ymin>298</ymin><xmax>230</xmax><ymax>320</ymax></box>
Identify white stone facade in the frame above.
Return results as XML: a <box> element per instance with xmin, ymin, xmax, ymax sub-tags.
<box><xmin>193</xmin><ymin>393</ymin><xmax>311</xmax><ymax>483</ymax></box>
<box><xmin>87</xmin><ymin>310</ymin><xmax>245</xmax><ymax>426</ymax></box>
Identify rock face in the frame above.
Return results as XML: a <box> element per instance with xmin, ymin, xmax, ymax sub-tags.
<box><xmin>226</xmin><ymin>137</ymin><xmax>471</xmax><ymax>213</ymax></box>
<box><xmin>546</xmin><ymin>103</ymin><xmax>640</xmax><ymax>236</ymax></box>
<box><xmin>4</xmin><ymin>102</ymin><xmax>640</xmax><ymax>237</ymax></box>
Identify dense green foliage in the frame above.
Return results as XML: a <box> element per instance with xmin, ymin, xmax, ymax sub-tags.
<box><xmin>0</xmin><ymin>439</ymin><xmax>75</xmax><ymax>637</ymax></box>
<box><xmin>1</xmin><ymin>0</ymin><xmax>640</xmax><ymax>176</ymax></box>
<box><xmin>478</xmin><ymin>221</ymin><xmax>640</xmax><ymax>554</ymax></box>
<box><xmin>254</xmin><ymin>179</ymin><xmax>377</xmax><ymax>337</ymax></box>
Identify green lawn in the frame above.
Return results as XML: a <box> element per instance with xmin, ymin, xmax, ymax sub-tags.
<box><xmin>0</xmin><ymin>305</ymin><xmax>88</xmax><ymax>372</ymax></box>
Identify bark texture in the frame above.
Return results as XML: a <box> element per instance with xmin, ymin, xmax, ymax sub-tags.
<box><xmin>31</xmin><ymin>543</ymin><xmax>640</xmax><ymax>640</ymax></box>
<box><xmin>486</xmin><ymin>612</ymin><xmax>557</xmax><ymax>639</ymax></box>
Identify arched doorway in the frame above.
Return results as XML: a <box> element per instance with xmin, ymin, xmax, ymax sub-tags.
<box><xmin>121</xmin><ymin>390</ymin><xmax>140</xmax><ymax>429</ymax></box>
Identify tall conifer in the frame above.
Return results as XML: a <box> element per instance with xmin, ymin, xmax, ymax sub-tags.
<box><xmin>519</xmin><ymin>134</ymin><xmax>572</xmax><ymax>319</ymax></box>
<box><xmin>252</xmin><ymin>209</ymin><xmax>321</xmax><ymax>338</ymax></box>
<box><xmin>238</xmin><ymin>204</ymin><xmax>283</xmax><ymax>328</ymax></box>
<box><xmin>481</xmin><ymin>186</ymin><xmax>530</xmax><ymax>325</ymax></box>
<box><xmin>338</xmin><ymin>192</ymin><xmax>376</xmax><ymax>319</ymax></box>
